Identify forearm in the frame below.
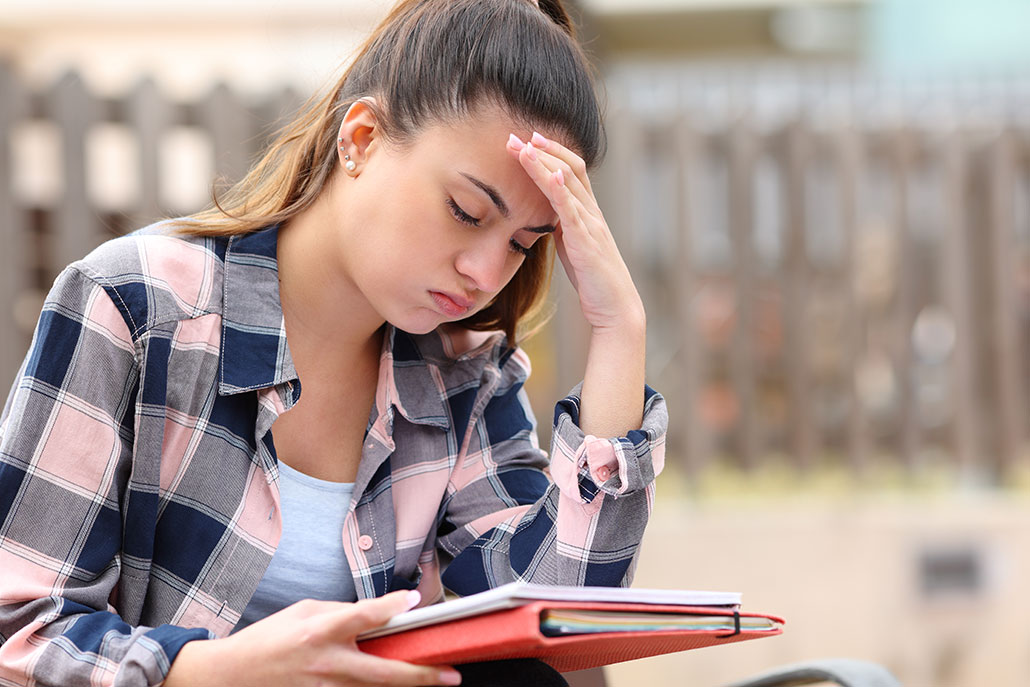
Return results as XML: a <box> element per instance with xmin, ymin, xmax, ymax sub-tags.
<box><xmin>165</xmin><ymin>638</ymin><xmax>226</xmax><ymax>687</ymax></box>
<box><xmin>578</xmin><ymin>306</ymin><xmax>647</xmax><ymax>438</ymax></box>
<box><xmin>440</xmin><ymin>333</ymin><xmax>668</xmax><ymax>592</ymax></box>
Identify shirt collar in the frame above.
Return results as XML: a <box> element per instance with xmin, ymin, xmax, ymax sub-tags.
<box><xmin>378</xmin><ymin>327</ymin><xmax>450</xmax><ymax>430</ymax></box>
<box><xmin>218</xmin><ymin>225</ymin><xmax>298</xmax><ymax>396</ymax></box>
<box><xmin>217</xmin><ymin>225</ymin><xmax>451</xmax><ymax>430</ymax></box>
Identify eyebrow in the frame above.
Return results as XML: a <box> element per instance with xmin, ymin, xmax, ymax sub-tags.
<box><xmin>460</xmin><ymin>172</ymin><xmax>556</xmax><ymax>234</ymax></box>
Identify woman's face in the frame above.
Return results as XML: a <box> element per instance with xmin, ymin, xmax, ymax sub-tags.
<box><xmin>336</xmin><ymin>108</ymin><xmax>559</xmax><ymax>335</ymax></box>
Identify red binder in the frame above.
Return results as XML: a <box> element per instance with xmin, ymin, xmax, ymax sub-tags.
<box><xmin>358</xmin><ymin>600</ymin><xmax>784</xmax><ymax>673</ymax></box>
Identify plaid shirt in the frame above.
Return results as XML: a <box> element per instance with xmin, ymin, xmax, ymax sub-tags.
<box><xmin>0</xmin><ymin>222</ymin><xmax>667</xmax><ymax>686</ymax></box>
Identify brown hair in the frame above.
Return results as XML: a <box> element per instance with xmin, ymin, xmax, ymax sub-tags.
<box><xmin>176</xmin><ymin>0</ymin><xmax>605</xmax><ymax>345</ymax></box>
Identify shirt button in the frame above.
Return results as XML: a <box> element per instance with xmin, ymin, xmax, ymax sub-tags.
<box><xmin>596</xmin><ymin>466</ymin><xmax>611</xmax><ymax>482</ymax></box>
<box><xmin>358</xmin><ymin>535</ymin><xmax>374</xmax><ymax>551</ymax></box>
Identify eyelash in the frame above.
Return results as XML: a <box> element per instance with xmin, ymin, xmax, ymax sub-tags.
<box><xmin>446</xmin><ymin>198</ymin><xmax>531</xmax><ymax>257</ymax></box>
<box><xmin>446</xmin><ymin>198</ymin><xmax>480</xmax><ymax>227</ymax></box>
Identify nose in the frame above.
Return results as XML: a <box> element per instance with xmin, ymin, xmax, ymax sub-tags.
<box><xmin>454</xmin><ymin>235</ymin><xmax>510</xmax><ymax>295</ymax></box>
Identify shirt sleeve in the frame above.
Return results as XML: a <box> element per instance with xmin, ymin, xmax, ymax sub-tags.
<box><xmin>437</xmin><ymin>347</ymin><xmax>667</xmax><ymax>595</ymax></box>
<box><xmin>0</xmin><ymin>265</ymin><xmax>211</xmax><ymax>687</ymax></box>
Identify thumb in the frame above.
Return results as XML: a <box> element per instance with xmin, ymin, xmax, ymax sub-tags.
<box><xmin>332</xmin><ymin>589</ymin><xmax>421</xmax><ymax>638</ymax></box>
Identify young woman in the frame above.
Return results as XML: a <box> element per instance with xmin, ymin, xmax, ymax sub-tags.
<box><xmin>0</xmin><ymin>0</ymin><xmax>667</xmax><ymax>685</ymax></box>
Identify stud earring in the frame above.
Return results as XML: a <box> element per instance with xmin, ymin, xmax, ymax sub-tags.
<box><xmin>338</xmin><ymin>137</ymin><xmax>357</xmax><ymax>173</ymax></box>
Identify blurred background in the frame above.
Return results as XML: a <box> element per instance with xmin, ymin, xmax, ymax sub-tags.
<box><xmin>1</xmin><ymin>0</ymin><xmax>1028</xmax><ymax>685</ymax></box>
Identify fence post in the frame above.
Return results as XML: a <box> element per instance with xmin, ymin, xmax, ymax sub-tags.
<box><xmin>673</xmin><ymin>112</ymin><xmax>706</xmax><ymax>478</ymax></box>
<box><xmin>987</xmin><ymin>130</ymin><xmax>1027</xmax><ymax>481</ymax></box>
<box><xmin>782</xmin><ymin>117</ymin><xmax>816</xmax><ymax>471</ymax></box>
<box><xmin>201</xmin><ymin>82</ymin><xmax>255</xmax><ymax>191</ymax></box>
<box><xmin>0</xmin><ymin>62</ymin><xmax>31</xmax><ymax>389</ymax></box>
<box><xmin>727</xmin><ymin>114</ymin><xmax>761</xmax><ymax>470</ymax></box>
<box><xmin>253</xmin><ymin>87</ymin><xmax>304</xmax><ymax>162</ymax></box>
<box><xmin>50</xmin><ymin>71</ymin><xmax>103</xmax><ymax>282</ymax></box>
<box><xmin>940</xmin><ymin>130</ymin><xmax>978</xmax><ymax>479</ymax></box>
<box><xmin>127</xmin><ymin>77</ymin><xmax>173</xmax><ymax>227</ymax></box>
<box><xmin>888</xmin><ymin>126</ymin><xmax>920</xmax><ymax>473</ymax></box>
<box><xmin>836</xmin><ymin>121</ymin><xmax>870</xmax><ymax>478</ymax></box>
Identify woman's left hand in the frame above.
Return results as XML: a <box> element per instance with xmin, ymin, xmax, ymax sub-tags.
<box><xmin>507</xmin><ymin>132</ymin><xmax>644</xmax><ymax>332</ymax></box>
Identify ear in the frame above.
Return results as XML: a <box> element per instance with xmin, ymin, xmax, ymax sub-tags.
<box><xmin>336</xmin><ymin>97</ymin><xmax>380</xmax><ymax>175</ymax></box>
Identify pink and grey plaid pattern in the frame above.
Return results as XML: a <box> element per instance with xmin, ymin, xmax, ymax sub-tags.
<box><xmin>0</xmin><ymin>221</ymin><xmax>667</xmax><ymax>686</ymax></box>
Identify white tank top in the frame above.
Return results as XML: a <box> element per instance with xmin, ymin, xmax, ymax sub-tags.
<box><xmin>233</xmin><ymin>460</ymin><xmax>357</xmax><ymax>632</ymax></box>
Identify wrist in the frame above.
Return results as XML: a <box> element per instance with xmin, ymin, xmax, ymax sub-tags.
<box><xmin>591</xmin><ymin>299</ymin><xmax>646</xmax><ymax>339</ymax></box>
<box><xmin>165</xmin><ymin>637</ymin><xmax>227</xmax><ymax>687</ymax></box>
<box><xmin>580</xmin><ymin>310</ymin><xmax>647</xmax><ymax>439</ymax></box>
<box><xmin>589</xmin><ymin>309</ymin><xmax>646</xmax><ymax>355</ymax></box>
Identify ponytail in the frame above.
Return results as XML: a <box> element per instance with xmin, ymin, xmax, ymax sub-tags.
<box><xmin>178</xmin><ymin>0</ymin><xmax>604</xmax><ymax>345</ymax></box>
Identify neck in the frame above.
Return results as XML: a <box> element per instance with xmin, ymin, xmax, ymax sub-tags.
<box><xmin>276</xmin><ymin>181</ymin><xmax>386</xmax><ymax>372</ymax></box>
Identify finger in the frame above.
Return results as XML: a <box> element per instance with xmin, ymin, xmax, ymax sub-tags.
<box><xmin>537</xmin><ymin>155</ymin><xmax>595</xmax><ymax>217</ymax></box>
<box><xmin>548</xmin><ymin>175</ymin><xmax>597</xmax><ymax>292</ymax></box>
<box><xmin>552</xmin><ymin>223</ymin><xmax>578</xmax><ymax>292</ymax></box>
<box><xmin>520</xmin><ymin>143</ymin><xmax>608</xmax><ymax>233</ymax></box>
<box><xmin>273</xmin><ymin>598</ymin><xmax>368</xmax><ymax>627</ymax></box>
<box><xmin>321</xmin><ymin>650</ymin><xmax>461</xmax><ymax>686</ymax></box>
<box><xmin>512</xmin><ymin>139</ymin><xmax>605</xmax><ymax>249</ymax></box>
<box><xmin>544</xmin><ymin>163</ymin><xmax>612</xmax><ymax>253</ymax></box>
<box><xmin>530</xmin><ymin>162</ymin><xmax>593</xmax><ymax>252</ymax></box>
<box><xmin>508</xmin><ymin>134</ymin><xmax>589</xmax><ymax>201</ymax></box>
<box><xmin>518</xmin><ymin>140</ymin><xmax>593</xmax><ymax>210</ymax></box>
<box><xmin>548</xmin><ymin>169</ymin><xmax>586</xmax><ymax>240</ymax></box>
<box><xmin>327</xmin><ymin>590</ymin><xmax>421</xmax><ymax>638</ymax></box>
<box><xmin>514</xmin><ymin>141</ymin><xmax>582</xmax><ymax>215</ymax></box>
<box><xmin>530</xmin><ymin>131</ymin><xmax>593</xmax><ymax>195</ymax></box>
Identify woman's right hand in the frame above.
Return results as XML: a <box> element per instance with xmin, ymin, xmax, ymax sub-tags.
<box><xmin>164</xmin><ymin>590</ymin><xmax>462</xmax><ymax>686</ymax></box>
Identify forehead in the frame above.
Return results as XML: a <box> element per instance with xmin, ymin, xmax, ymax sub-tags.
<box><xmin>404</xmin><ymin>110</ymin><xmax>561</xmax><ymax>215</ymax></box>
<box><xmin>413</xmin><ymin>110</ymin><xmax>526</xmax><ymax>151</ymax></box>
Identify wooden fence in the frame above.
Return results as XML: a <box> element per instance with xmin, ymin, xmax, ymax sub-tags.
<box><xmin>0</xmin><ymin>62</ymin><xmax>303</xmax><ymax>391</ymax></box>
<box><xmin>2</xmin><ymin>61</ymin><xmax>1028</xmax><ymax>483</ymax></box>
<box><xmin>572</xmin><ymin>63</ymin><xmax>1030</xmax><ymax>484</ymax></box>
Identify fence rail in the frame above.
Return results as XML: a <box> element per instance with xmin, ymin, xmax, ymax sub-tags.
<box><xmin>2</xmin><ymin>61</ymin><xmax>1028</xmax><ymax>484</ymax></box>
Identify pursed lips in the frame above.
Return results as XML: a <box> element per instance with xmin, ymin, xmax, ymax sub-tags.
<box><xmin>429</xmin><ymin>290</ymin><xmax>475</xmax><ymax>316</ymax></box>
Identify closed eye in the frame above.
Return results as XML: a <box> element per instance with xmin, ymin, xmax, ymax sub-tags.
<box><xmin>509</xmin><ymin>238</ymin><xmax>531</xmax><ymax>257</ymax></box>
<box><xmin>449</xmin><ymin>196</ymin><xmax>531</xmax><ymax>258</ymax></box>
<box><xmin>446</xmin><ymin>198</ymin><xmax>480</xmax><ymax>227</ymax></box>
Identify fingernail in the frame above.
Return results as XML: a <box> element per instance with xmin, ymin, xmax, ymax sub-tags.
<box><xmin>554</xmin><ymin>169</ymin><xmax>564</xmax><ymax>186</ymax></box>
<box><xmin>507</xmin><ymin>133</ymin><xmax>524</xmax><ymax>150</ymax></box>
<box><xmin>405</xmin><ymin>590</ymin><xmax>421</xmax><ymax>610</ymax></box>
<box><xmin>531</xmin><ymin>131</ymin><xmax>548</xmax><ymax>147</ymax></box>
<box><xmin>525</xmin><ymin>142</ymin><xmax>538</xmax><ymax>161</ymax></box>
<box><xmin>438</xmin><ymin>669</ymin><xmax>462</xmax><ymax>685</ymax></box>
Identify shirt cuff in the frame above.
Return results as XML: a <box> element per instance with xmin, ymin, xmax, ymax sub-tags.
<box><xmin>123</xmin><ymin>625</ymin><xmax>214</xmax><ymax>685</ymax></box>
<box><xmin>548</xmin><ymin>383</ymin><xmax>667</xmax><ymax>503</ymax></box>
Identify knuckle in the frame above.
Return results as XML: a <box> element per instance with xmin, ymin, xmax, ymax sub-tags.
<box><xmin>421</xmin><ymin>668</ymin><xmax>446</xmax><ymax>685</ymax></box>
<box><xmin>294</xmin><ymin>598</ymin><xmax>321</xmax><ymax>614</ymax></box>
<box><xmin>298</xmin><ymin>622</ymin><xmax>329</xmax><ymax>645</ymax></box>
<box><xmin>363</xmin><ymin>662</ymin><xmax>395</xmax><ymax>684</ymax></box>
<box><xmin>350</xmin><ymin>604</ymin><xmax>382</xmax><ymax>626</ymax></box>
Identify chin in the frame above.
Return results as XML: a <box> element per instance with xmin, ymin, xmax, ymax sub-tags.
<box><xmin>387</xmin><ymin>312</ymin><xmax>447</xmax><ymax>336</ymax></box>
<box><xmin>398</xmin><ymin>323</ymin><xmax>440</xmax><ymax>335</ymax></box>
